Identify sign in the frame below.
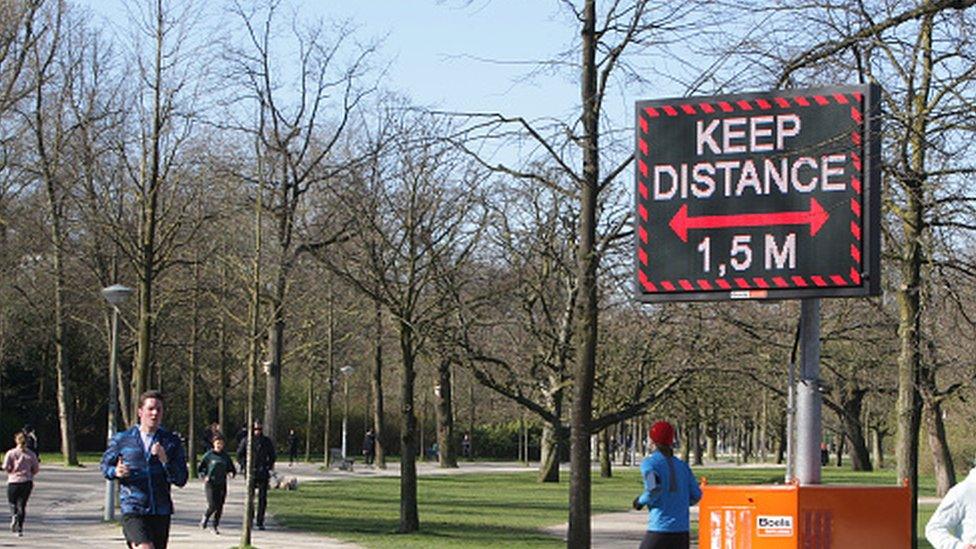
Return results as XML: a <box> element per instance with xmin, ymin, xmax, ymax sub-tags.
<box><xmin>756</xmin><ymin>515</ymin><xmax>794</xmax><ymax>537</ymax></box>
<box><xmin>634</xmin><ymin>85</ymin><xmax>880</xmax><ymax>302</ymax></box>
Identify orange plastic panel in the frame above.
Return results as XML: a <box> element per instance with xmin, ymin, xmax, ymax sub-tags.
<box><xmin>698</xmin><ymin>483</ymin><xmax>910</xmax><ymax>549</ymax></box>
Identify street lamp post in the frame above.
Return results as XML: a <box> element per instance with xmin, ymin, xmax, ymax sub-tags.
<box><xmin>101</xmin><ymin>284</ymin><xmax>133</xmax><ymax>522</ymax></box>
<box><xmin>340</xmin><ymin>366</ymin><xmax>354</xmax><ymax>460</ymax></box>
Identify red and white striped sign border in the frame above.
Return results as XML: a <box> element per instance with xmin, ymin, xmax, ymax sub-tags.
<box><xmin>636</xmin><ymin>92</ymin><xmax>865</xmax><ymax>294</ymax></box>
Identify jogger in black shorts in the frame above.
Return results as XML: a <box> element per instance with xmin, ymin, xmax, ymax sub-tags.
<box><xmin>101</xmin><ymin>390</ymin><xmax>188</xmax><ymax>549</ymax></box>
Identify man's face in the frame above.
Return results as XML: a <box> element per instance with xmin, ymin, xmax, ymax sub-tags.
<box><xmin>138</xmin><ymin>398</ymin><xmax>164</xmax><ymax>430</ymax></box>
<box><xmin>253</xmin><ymin>426</ymin><xmax>262</xmax><ymax>437</ymax></box>
<box><xmin>213</xmin><ymin>439</ymin><xmax>225</xmax><ymax>452</ymax></box>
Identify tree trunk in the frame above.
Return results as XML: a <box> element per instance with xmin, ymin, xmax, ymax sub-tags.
<box><xmin>707</xmin><ymin>424</ymin><xmax>718</xmax><ymax>462</ymax></box>
<box><xmin>599</xmin><ymin>428</ymin><xmax>611</xmax><ymax>478</ymax></box>
<box><xmin>468</xmin><ymin>382</ymin><xmax>476</xmax><ymax>458</ymax></box>
<box><xmin>434</xmin><ymin>359</ymin><xmax>458</xmax><ymax>468</ymax></box>
<box><xmin>118</xmin><ymin>366</ymin><xmax>131</xmax><ymax>428</ymax></box>
<box><xmin>834</xmin><ymin>434</ymin><xmax>844</xmax><ymax>468</ymax></box>
<box><xmin>218</xmin><ymin>256</ymin><xmax>228</xmax><ymax>432</ymax></box>
<box><xmin>839</xmin><ymin>390</ymin><xmax>872</xmax><ymax>471</ymax></box>
<box><xmin>133</xmin><ymin>0</ymin><xmax>166</xmax><ymax>419</ymax></box>
<box><xmin>776</xmin><ymin>417</ymin><xmax>786</xmax><ymax>465</ymax></box>
<box><xmin>323</xmin><ymin>290</ymin><xmax>335</xmax><ymax>465</ymax></box>
<box><xmin>264</xmin><ymin>289</ymin><xmax>284</xmax><ymax>444</ymax></box>
<box><xmin>568</xmin><ymin>2</ymin><xmax>599</xmax><ymax>546</ymax></box>
<box><xmin>187</xmin><ymin>259</ymin><xmax>199</xmax><ymax>478</ymax></box>
<box><xmin>871</xmin><ymin>427</ymin><xmax>885</xmax><ymax>470</ymax></box>
<box><xmin>305</xmin><ymin>373</ymin><xmax>313</xmax><ymax>462</ymax></box>
<box><xmin>924</xmin><ymin>398</ymin><xmax>956</xmax><ymax>497</ymax></box>
<box><xmin>759</xmin><ymin>393</ymin><xmax>768</xmax><ymax>463</ymax></box>
<box><xmin>398</xmin><ymin>320</ymin><xmax>420</xmax><ymax>533</ymax></box>
<box><xmin>34</xmin><ymin>51</ymin><xmax>78</xmax><ymax>466</ymax></box>
<box><xmin>537</xmin><ymin>384</ymin><xmax>564</xmax><ymax>482</ymax></box>
<box><xmin>240</xmin><ymin>149</ymin><xmax>263</xmax><ymax>548</ymax></box>
<box><xmin>52</xmin><ymin>231</ymin><xmax>77</xmax><ymax>466</ymax></box>
<box><xmin>371</xmin><ymin>298</ymin><xmax>386</xmax><ymax>468</ymax></box>
<box><xmin>680</xmin><ymin>422</ymin><xmax>691</xmax><ymax>463</ymax></box>
<box><xmin>895</xmin><ymin>15</ymin><xmax>934</xmax><ymax>548</ymax></box>
<box><xmin>691</xmin><ymin>421</ymin><xmax>702</xmax><ymax>465</ymax></box>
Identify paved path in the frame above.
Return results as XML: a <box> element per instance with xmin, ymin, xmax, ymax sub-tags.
<box><xmin>2</xmin><ymin>459</ymin><xmax>938</xmax><ymax>548</ymax></box>
<box><xmin>1</xmin><ymin>463</ymin><xmax>359</xmax><ymax>548</ymax></box>
<box><xmin>0</xmin><ymin>459</ymin><xmax>539</xmax><ymax>548</ymax></box>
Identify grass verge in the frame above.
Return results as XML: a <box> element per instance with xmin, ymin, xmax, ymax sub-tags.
<box><xmin>271</xmin><ymin>466</ymin><xmax>938</xmax><ymax>548</ymax></box>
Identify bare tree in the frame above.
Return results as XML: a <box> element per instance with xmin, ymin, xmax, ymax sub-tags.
<box><xmin>311</xmin><ymin>107</ymin><xmax>486</xmax><ymax>533</ymax></box>
<box><xmin>224</xmin><ymin>0</ymin><xmax>375</xmax><ymax>443</ymax></box>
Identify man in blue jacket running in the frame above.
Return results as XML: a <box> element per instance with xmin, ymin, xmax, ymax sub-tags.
<box><xmin>101</xmin><ymin>390</ymin><xmax>188</xmax><ymax>549</ymax></box>
<box><xmin>632</xmin><ymin>421</ymin><xmax>701</xmax><ymax>549</ymax></box>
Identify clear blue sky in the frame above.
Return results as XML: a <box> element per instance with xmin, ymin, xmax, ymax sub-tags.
<box><xmin>82</xmin><ymin>0</ymin><xmax>688</xmax><ymax>128</ymax></box>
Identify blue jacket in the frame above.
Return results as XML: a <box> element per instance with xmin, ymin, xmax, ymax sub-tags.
<box><xmin>100</xmin><ymin>426</ymin><xmax>188</xmax><ymax>515</ymax></box>
<box><xmin>637</xmin><ymin>450</ymin><xmax>702</xmax><ymax>533</ymax></box>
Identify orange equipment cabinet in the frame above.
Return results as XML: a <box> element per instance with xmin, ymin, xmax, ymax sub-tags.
<box><xmin>698</xmin><ymin>480</ymin><xmax>911</xmax><ymax>548</ymax></box>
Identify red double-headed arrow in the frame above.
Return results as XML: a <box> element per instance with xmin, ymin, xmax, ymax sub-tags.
<box><xmin>668</xmin><ymin>198</ymin><xmax>829</xmax><ymax>242</ymax></box>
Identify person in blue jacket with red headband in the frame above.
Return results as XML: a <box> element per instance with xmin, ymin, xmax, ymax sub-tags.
<box><xmin>632</xmin><ymin>421</ymin><xmax>701</xmax><ymax>549</ymax></box>
<box><xmin>101</xmin><ymin>390</ymin><xmax>188</xmax><ymax>549</ymax></box>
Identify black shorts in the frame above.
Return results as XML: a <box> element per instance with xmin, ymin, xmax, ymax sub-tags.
<box><xmin>639</xmin><ymin>530</ymin><xmax>690</xmax><ymax>549</ymax></box>
<box><xmin>121</xmin><ymin>514</ymin><xmax>171</xmax><ymax>548</ymax></box>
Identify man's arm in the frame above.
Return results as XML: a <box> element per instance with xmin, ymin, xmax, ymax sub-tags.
<box><xmin>100</xmin><ymin>434</ymin><xmax>121</xmax><ymax>480</ymax></box>
<box><xmin>925</xmin><ymin>490</ymin><xmax>965</xmax><ymax>549</ymax></box>
<box><xmin>268</xmin><ymin>438</ymin><xmax>277</xmax><ymax>469</ymax></box>
<box><xmin>635</xmin><ymin>462</ymin><xmax>662</xmax><ymax>509</ymax></box>
<box><xmin>197</xmin><ymin>454</ymin><xmax>209</xmax><ymax>478</ymax></box>
<box><xmin>163</xmin><ymin>436</ymin><xmax>189</xmax><ymax>487</ymax></box>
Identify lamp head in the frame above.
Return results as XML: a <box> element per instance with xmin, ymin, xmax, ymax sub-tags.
<box><xmin>101</xmin><ymin>284</ymin><xmax>134</xmax><ymax>306</ymax></box>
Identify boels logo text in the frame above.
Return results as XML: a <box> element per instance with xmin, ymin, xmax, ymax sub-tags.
<box><xmin>756</xmin><ymin>515</ymin><xmax>794</xmax><ymax>537</ymax></box>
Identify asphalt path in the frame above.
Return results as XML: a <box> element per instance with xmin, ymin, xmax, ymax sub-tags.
<box><xmin>0</xmin><ymin>462</ymin><xmax>358</xmax><ymax>548</ymax></box>
<box><xmin>3</xmin><ymin>459</ymin><xmax>933</xmax><ymax>548</ymax></box>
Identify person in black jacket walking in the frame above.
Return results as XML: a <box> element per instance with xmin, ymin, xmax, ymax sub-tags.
<box><xmin>237</xmin><ymin>421</ymin><xmax>276</xmax><ymax>530</ymax></box>
<box><xmin>198</xmin><ymin>434</ymin><xmax>235</xmax><ymax>534</ymax></box>
<box><xmin>286</xmin><ymin>429</ymin><xmax>299</xmax><ymax>466</ymax></box>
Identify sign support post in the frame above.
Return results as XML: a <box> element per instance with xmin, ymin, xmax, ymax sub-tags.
<box><xmin>795</xmin><ymin>298</ymin><xmax>821</xmax><ymax>485</ymax></box>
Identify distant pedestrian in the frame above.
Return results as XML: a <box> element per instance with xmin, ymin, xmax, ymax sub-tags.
<box><xmin>461</xmin><ymin>433</ymin><xmax>472</xmax><ymax>459</ymax></box>
<box><xmin>632</xmin><ymin>421</ymin><xmax>701</xmax><ymax>549</ymax></box>
<box><xmin>100</xmin><ymin>390</ymin><xmax>188</xmax><ymax>549</ymax></box>
<box><xmin>198</xmin><ymin>434</ymin><xmax>236</xmax><ymax>535</ymax></box>
<box><xmin>237</xmin><ymin>421</ymin><xmax>276</xmax><ymax>530</ymax></box>
<box><xmin>201</xmin><ymin>422</ymin><xmax>221</xmax><ymax>452</ymax></box>
<box><xmin>362</xmin><ymin>429</ymin><xmax>376</xmax><ymax>466</ymax></box>
<box><xmin>820</xmin><ymin>442</ymin><xmax>829</xmax><ymax>467</ymax></box>
<box><xmin>3</xmin><ymin>431</ymin><xmax>39</xmax><ymax>537</ymax></box>
<box><xmin>287</xmin><ymin>429</ymin><xmax>299</xmax><ymax>466</ymax></box>
<box><xmin>21</xmin><ymin>425</ymin><xmax>38</xmax><ymax>462</ymax></box>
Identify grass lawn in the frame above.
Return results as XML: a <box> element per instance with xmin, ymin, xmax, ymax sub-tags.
<box><xmin>271</xmin><ymin>466</ymin><xmax>938</xmax><ymax>548</ymax></box>
<box><xmin>38</xmin><ymin>451</ymin><xmax>104</xmax><ymax>465</ymax></box>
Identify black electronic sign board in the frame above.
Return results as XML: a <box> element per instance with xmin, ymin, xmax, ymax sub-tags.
<box><xmin>634</xmin><ymin>85</ymin><xmax>880</xmax><ymax>303</ymax></box>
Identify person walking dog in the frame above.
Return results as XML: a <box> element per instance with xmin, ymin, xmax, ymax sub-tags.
<box><xmin>237</xmin><ymin>420</ymin><xmax>276</xmax><ymax>530</ymax></box>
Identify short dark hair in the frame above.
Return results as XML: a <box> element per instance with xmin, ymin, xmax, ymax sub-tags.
<box><xmin>212</xmin><ymin>434</ymin><xmax>225</xmax><ymax>443</ymax></box>
<box><xmin>139</xmin><ymin>390</ymin><xmax>164</xmax><ymax>408</ymax></box>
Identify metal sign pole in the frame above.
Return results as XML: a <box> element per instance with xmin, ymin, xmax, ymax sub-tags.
<box><xmin>795</xmin><ymin>298</ymin><xmax>822</xmax><ymax>485</ymax></box>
